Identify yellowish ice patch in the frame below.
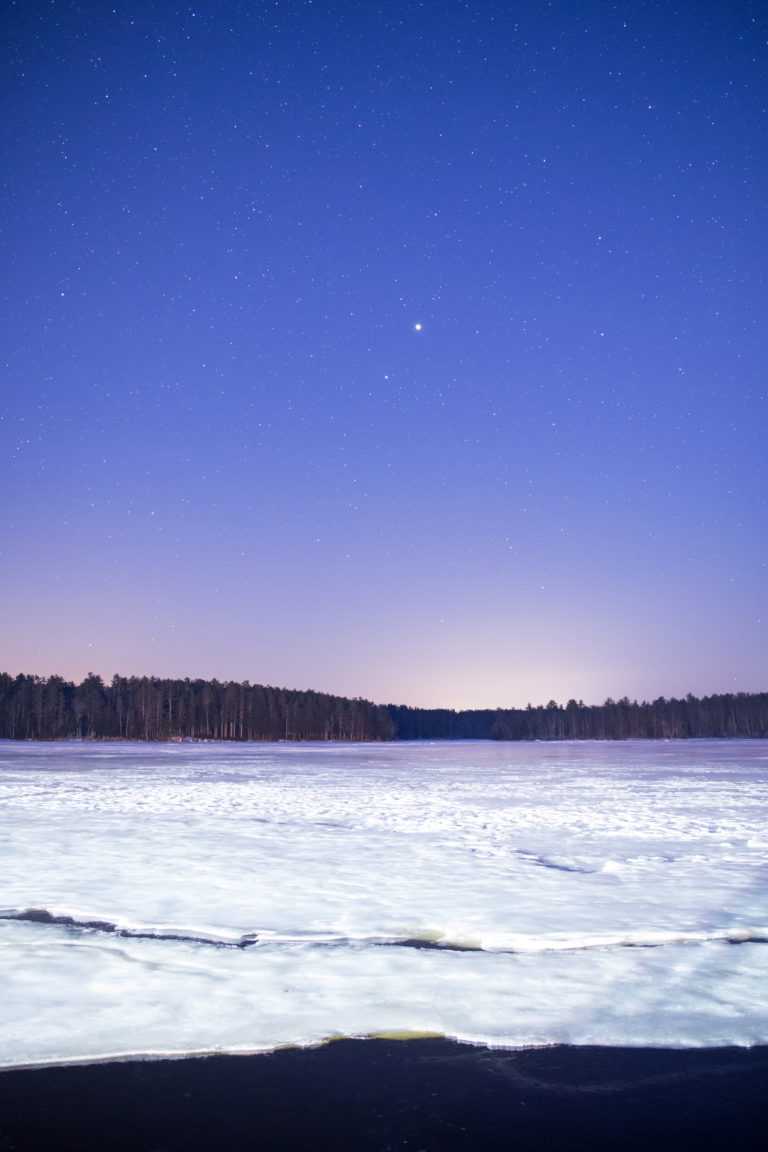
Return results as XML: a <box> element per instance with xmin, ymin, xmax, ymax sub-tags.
<box><xmin>369</xmin><ymin>1031</ymin><xmax>446</xmax><ymax>1041</ymax></box>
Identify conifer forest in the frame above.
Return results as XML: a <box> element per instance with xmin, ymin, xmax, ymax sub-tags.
<box><xmin>1</xmin><ymin>673</ymin><xmax>766</xmax><ymax>743</ymax></box>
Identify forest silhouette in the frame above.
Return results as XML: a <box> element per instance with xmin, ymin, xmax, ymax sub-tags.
<box><xmin>1</xmin><ymin>673</ymin><xmax>766</xmax><ymax>742</ymax></box>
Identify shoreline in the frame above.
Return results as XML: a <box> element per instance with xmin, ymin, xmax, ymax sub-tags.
<box><xmin>2</xmin><ymin>1038</ymin><xmax>768</xmax><ymax>1151</ymax></box>
<box><xmin>4</xmin><ymin>733</ymin><xmax>767</xmax><ymax>743</ymax></box>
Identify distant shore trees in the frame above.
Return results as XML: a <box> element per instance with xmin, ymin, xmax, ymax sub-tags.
<box><xmin>0</xmin><ymin>673</ymin><xmax>766</xmax><ymax>742</ymax></box>
<box><xmin>0</xmin><ymin>673</ymin><xmax>395</xmax><ymax>742</ymax></box>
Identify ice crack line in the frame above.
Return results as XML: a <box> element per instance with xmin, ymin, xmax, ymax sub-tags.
<box><xmin>2</xmin><ymin>911</ymin><xmax>766</xmax><ymax>954</ymax></box>
<box><xmin>0</xmin><ymin>909</ymin><xmax>259</xmax><ymax>949</ymax></box>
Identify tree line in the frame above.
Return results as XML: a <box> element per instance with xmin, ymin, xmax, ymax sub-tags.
<box><xmin>0</xmin><ymin>673</ymin><xmax>395</xmax><ymax>742</ymax></box>
<box><xmin>0</xmin><ymin>673</ymin><xmax>766</xmax><ymax>742</ymax></box>
<box><xmin>490</xmin><ymin>693</ymin><xmax>768</xmax><ymax>740</ymax></box>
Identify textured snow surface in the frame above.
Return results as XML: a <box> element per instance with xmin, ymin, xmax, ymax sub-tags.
<box><xmin>1</xmin><ymin>739</ymin><xmax>767</xmax><ymax>1067</ymax></box>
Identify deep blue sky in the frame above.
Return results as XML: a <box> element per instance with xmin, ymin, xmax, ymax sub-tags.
<box><xmin>3</xmin><ymin>0</ymin><xmax>766</xmax><ymax>708</ymax></box>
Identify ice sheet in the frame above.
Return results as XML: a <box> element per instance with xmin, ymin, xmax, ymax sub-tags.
<box><xmin>1</xmin><ymin>739</ymin><xmax>767</xmax><ymax>1067</ymax></box>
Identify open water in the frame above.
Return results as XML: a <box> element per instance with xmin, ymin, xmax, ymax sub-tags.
<box><xmin>1</xmin><ymin>738</ymin><xmax>767</xmax><ymax>1068</ymax></box>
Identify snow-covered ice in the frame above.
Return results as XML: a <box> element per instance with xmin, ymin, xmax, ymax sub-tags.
<box><xmin>1</xmin><ymin>738</ymin><xmax>767</xmax><ymax>1067</ymax></box>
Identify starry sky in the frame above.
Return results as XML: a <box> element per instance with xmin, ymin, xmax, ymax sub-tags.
<box><xmin>2</xmin><ymin>0</ymin><xmax>766</xmax><ymax>709</ymax></box>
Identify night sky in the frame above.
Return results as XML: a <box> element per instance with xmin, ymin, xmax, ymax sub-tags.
<box><xmin>3</xmin><ymin>0</ymin><xmax>766</xmax><ymax>709</ymax></box>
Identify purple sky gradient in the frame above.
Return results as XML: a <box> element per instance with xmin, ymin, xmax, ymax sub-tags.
<box><xmin>2</xmin><ymin>0</ymin><xmax>766</xmax><ymax>708</ymax></box>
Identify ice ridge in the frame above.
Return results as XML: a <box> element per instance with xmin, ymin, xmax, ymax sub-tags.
<box><xmin>0</xmin><ymin>909</ymin><xmax>259</xmax><ymax>949</ymax></box>
<box><xmin>3</xmin><ymin>910</ymin><xmax>766</xmax><ymax>954</ymax></box>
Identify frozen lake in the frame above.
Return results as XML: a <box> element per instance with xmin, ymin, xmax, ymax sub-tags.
<box><xmin>1</xmin><ymin>738</ymin><xmax>767</xmax><ymax>1068</ymax></box>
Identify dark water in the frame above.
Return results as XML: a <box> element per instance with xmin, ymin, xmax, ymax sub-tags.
<box><xmin>1</xmin><ymin>1038</ymin><xmax>767</xmax><ymax>1151</ymax></box>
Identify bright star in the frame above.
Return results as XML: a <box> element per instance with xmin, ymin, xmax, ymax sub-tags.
<box><xmin>414</xmin><ymin>322</ymin><xmax>422</xmax><ymax>331</ymax></box>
